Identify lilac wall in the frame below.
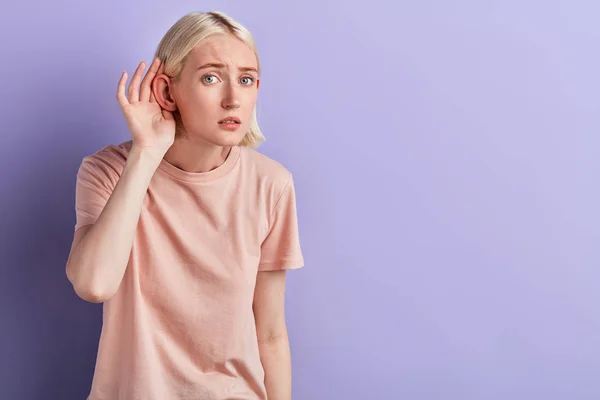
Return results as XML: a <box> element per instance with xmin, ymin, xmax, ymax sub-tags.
<box><xmin>1</xmin><ymin>1</ymin><xmax>599</xmax><ymax>399</ymax></box>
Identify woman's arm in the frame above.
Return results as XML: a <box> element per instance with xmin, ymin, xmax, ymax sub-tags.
<box><xmin>66</xmin><ymin>59</ymin><xmax>175</xmax><ymax>303</ymax></box>
<box><xmin>66</xmin><ymin>147</ymin><xmax>161</xmax><ymax>302</ymax></box>
<box><xmin>253</xmin><ymin>270</ymin><xmax>293</xmax><ymax>400</ymax></box>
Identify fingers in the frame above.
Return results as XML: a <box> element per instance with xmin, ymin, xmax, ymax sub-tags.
<box><xmin>116</xmin><ymin>71</ymin><xmax>129</xmax><ymax>108</ymax></box>
<box><xmin>140</xmin><ymin>58</ymin><xmax>161</xmax><ymax>102</ymax></box>
<box><xmin>117</xmin><ymin>59</ymin><xmax>163</xmax><ymax>108</ymax></box>
<box><xmin>127</xmin><ymin>61</ymin><xmax>146</xmax><ymax>103</ymax></box>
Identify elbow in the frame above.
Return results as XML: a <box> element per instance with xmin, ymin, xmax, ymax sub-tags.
<box><xmin>257</xmin><ymin>330</ymin><xmax>289</xmax><ymax>346</ymax></box>
<box><xmin>74</xmin><ymin>285</ymin><xmax>112</xmax><ymax>303</ymax></box>
<box><xmin>66</xmin><ymin>264</ymin><xmax>114</xmax><ymax>303</ymax></box>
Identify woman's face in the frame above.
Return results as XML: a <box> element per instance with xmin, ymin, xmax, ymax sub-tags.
<box><xmin>161</xmin><ymin>34</ymin><xmax>260</xmax><ymax>146</ymax></box>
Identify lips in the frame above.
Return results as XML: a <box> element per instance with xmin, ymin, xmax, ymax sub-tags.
<box><xmin>218</xmin><ymin>116</ymin><xmax>241</xmax><ymax>124</ymax></box>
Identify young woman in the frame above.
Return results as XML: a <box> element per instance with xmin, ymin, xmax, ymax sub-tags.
<box><xmin>66</xmin><ymin>11</ymin><xmax>304</xmax><ymax>400</ymax></box>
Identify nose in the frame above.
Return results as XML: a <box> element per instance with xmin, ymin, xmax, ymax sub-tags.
<box><xmin>221</xmin><ymin>82</ymin><xmax>240</xmax><ymax>110</ymax></box>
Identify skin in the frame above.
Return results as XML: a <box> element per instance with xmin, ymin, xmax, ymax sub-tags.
<box><xmin>153</xmin><ymin>33</ymin><xmax>261</xmax><ymax>173</ymax></box>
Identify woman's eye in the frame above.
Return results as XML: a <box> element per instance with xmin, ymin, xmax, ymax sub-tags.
<box><xmin>203</xmin><ymin>75</ymin><xmax>218</xmax><ymax>84</ymax></box>
<box><xmin>240</xmin><ymin>76</ymin><xmax>255</xmax><ymax>85</ymax></box>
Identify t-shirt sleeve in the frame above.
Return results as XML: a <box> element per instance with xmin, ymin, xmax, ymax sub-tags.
<box><xmin>74</xmin><ymin>155</ymin><xmax>119</xmax><ymax>232</ymax></box>
<box><xmin>258</xmin><ymin>174</ymin><xmax>305</xmax><ymax>271</ymax></box>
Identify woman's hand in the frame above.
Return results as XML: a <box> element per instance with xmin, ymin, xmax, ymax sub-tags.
<box><xmin>117</xmin><ymin>58</ymin><xmax>176</xmax><ymax>159</ymax></box>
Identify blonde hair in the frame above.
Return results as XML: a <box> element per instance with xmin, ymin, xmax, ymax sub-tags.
<box><xmin>154</xmin><ymin>11</ymin><xmax>265</xmax><ymax>148</ymax></box>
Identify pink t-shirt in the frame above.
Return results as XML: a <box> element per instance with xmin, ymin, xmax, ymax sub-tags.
<box><xmin>74</xmin><ymin>140</ymin><xmax>304</xmax><ymax>400</ymax></box>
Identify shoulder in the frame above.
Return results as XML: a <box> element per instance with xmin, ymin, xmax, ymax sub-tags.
<box><xmin>80</xmin><ymin>140</ymin><xmax>133</xmax><ymax>174</ymax></box>
<box><xmin>77</xmin><ymin>140</ymin><xmax>133</xmax><ymax>187</ymax></box>
<box><xmin>239</xmin><ymin>146</ymin><xmax>294</xmax><ymax>190</ymax></box>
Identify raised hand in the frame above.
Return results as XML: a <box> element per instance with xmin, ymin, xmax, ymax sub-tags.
<box><xmin>117</xmin><ymin>58</ymin><xmax>176</xmax><ymax>158</ymax></box>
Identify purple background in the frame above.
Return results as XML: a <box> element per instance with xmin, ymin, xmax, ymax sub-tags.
<box><xmin>1</xmin><ymin>0</ymin><xmax>599</xmax><ymax>399</ymax></box>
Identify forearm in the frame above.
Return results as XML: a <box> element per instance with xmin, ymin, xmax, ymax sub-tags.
<box><xmin>67</xmin><ymin>146</ymin><xmax>161</xmax><ymax>302</ymax></box>
<box><xmin>258</xmin><ymin>334</ymin><xmax>293</xmax><ymax>400</ymax></box>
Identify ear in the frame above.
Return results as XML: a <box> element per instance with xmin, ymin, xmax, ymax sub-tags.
<box><xmin>152</xmin><ymin>74</ymin><xmax>178</xmax><ymax>112</ymax></box>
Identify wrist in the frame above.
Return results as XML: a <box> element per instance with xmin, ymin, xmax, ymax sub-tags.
<box><xmin>125</xmin><ymin>145</ymin><xmax>164</xmax><ymax>177</ymax></box>
<box><xmin>129</xmin><ymin>144</ymin><xmax>166</xmax><ymax>165</ymax></box>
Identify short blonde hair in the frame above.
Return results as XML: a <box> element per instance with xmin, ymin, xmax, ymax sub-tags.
<box><xmin>154</xmin><ymin>11</ymin><xmax>265</xmax><ymax>148</ymax></box>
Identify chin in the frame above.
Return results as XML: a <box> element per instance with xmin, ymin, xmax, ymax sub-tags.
<box><xmin>202</xmin><ymin>134</ymin><xmax>246</xmax><ymax>147</ymax></box>
<box><xmin>182</xmin><ymin>130</ymin><xmax>246</xmax><ymax>147</ymax></box>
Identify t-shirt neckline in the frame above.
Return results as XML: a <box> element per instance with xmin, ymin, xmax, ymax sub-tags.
<box><xmin>157</xmin><ymin>146</ymin><xmax>241</xmax><ymax>183</ymax></box>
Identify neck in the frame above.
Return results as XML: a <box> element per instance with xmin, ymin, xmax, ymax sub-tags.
<box><xmin>163</xmin><ymin>138</ymin><xmax>232</xmax><ymax>173</ymax></box>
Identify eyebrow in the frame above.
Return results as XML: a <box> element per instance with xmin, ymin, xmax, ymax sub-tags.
<box><xmin>197</xmin><ymin>62</ymin><xmax>258</xmax><ymax>73</ymax></box>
